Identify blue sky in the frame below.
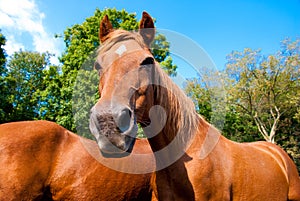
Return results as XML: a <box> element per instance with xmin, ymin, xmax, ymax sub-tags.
<box><xmin>0</xmin><ymin>0</ymin><xmax>299</xmax><ymax>78</ymax></box>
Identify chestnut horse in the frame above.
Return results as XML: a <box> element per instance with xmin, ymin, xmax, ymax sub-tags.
<box><xmin>0</xmin><ymin>120</ymin><xmax>153</xmax><ymax>200</ymax></box>
<box><xmin>89</xmin><ymin>12</ymin><xmax>300</xmax><ymax>200</ymax></box>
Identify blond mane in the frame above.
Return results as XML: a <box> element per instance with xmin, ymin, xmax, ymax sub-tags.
<box><xmin>152</xmin><ymin>62</ymin><xmax>202</xmax><ymax>148</ymax></box>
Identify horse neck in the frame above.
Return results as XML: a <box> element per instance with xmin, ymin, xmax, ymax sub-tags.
<box><xmin>147</xmin><ymin>67</ymin><xmax>202</xmax><ymax>154</ymax></box>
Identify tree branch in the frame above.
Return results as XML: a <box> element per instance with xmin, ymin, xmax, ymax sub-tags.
<box><xmin>269</xmin><ymin>106</ymin><xmax>281</xmax><ymax>143</ymax></box>
<box><xmin>253</xmin><ymin>113</ymin><xmax>270</xmax><ymax>141</ymax></box>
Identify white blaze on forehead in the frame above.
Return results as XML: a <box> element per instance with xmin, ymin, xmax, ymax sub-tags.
<box><xmin>115</xmin><ymin>44</ymin><xmax>127</xmax><ymax>56</ymax></box>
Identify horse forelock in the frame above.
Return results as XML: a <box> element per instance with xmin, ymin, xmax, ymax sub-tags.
<box><xmin>97</xmin><ymin>30</ymin><xmax>147</xmax><ymax>56</ymax></box>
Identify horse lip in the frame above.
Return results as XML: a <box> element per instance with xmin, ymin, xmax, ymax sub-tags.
<box><xmin>97</xmin><ymin>135</ymin><xmax>136</xmax><ymax>158</ymax></box>
<box><xmin>100</xmin><ymin>149</ymin><xmax>131</xmax><ymax>158</ymax></box>
<box><xmin>100</xmin><ymin>138</ymin><xmax>136</xmax><ymax>158</ymax></box>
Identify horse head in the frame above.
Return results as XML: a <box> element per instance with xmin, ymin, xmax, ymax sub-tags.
<box><xmin>89</xmin><ymin>12</ymin><xmax>156</xmax><ymax>157</ymax></box>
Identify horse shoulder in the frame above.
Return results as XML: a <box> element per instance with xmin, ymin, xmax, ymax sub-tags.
<box><xmin>0</xmin><ymin>120</ymin><xmax>68</xmax><ymax>200</ymax></box>
<box><xmin>50</xmin><ymin>132</ymin><xmax>153</xmax><ymax>200</ymax></box>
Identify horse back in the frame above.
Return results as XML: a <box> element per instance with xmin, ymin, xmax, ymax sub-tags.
<box><xmin>251</xmin><ymin>141</ymin><xmax>300</xmax><ymax>201</ymax></box>
<box><xmin>230</xmin><ymin>140</ymin><xmax>300</xmax><ymax>200</ymax></box>
<box><xmin>0</xmin><ymin>120</ymin><xmax>67</xmax><ymax>200</ymax></box>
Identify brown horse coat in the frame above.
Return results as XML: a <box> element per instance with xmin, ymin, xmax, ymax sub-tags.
<box><xmin>150</xmin><ymin>122</ymin><xmax>300</xmax><ymax>200</ymax></box>
<box><xmin>0</xmin><ymin>120</ymin><xmax>153</xmax><ymax>201</ymax></box>
<box><xmin>89</xmin><ymin>12</ymin><xmax>300</xmax><ymax>201</ymax></box>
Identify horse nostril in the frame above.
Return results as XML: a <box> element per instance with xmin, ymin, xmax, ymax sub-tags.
<box><xmin>140</xmin><ymin>57</ymin><xmax>154</xmax><ymax>66</ymax></box>
<box><xmin>116</xmin><ymin>108</ymin><xmax>132</xmax><ymax>133</ymax></box>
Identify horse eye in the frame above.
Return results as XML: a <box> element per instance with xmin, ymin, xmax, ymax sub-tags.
<box><xmin>140</xmin><ymin>57</ymin><xmax>154</xmax><ymax>66</ymax></box>
<box><xmin>94</xmin><ymin>62</ymin><xmax>102</xmax><ymax>71</ymax></box>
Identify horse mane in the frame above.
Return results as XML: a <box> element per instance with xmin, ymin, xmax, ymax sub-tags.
<box><xmin>152</xmin><ymin>63</ymin><xmax>203</xmax><ymax>148</ymax></box>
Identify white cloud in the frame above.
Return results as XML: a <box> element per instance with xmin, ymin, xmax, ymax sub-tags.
<box><xmin>4</xmin><ymin>35</ymin><xmax>25</xmax><ymax>55</ymax></box>
<box><xmin>0</xmin><ymin>0</ymin><xmax>62</xmax><ymax>65</ymax></box>
<box><xmin>0</xmin><ymin>11</ymin><xmax>14</xmax><ymax>26</ymax></box>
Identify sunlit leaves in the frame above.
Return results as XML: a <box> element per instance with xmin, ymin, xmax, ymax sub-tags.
<box><xmin>1</xmin><ymin>51</ymin><xmax>52</xmax><ymax>122</ymax></box>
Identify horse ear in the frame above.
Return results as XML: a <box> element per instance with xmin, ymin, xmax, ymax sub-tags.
<box><xmin>139</xmin><ymin>12</ymin><xmax>155</xmax><ymax>46</ymax></box>
<box><xmin>99</xmin><ymin>15</ymin><xmax>113</xmax><ymax>43</ymax></box>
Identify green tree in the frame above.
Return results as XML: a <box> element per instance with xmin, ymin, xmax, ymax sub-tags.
<box><xmin>185</xmin><ymin>78</ymin><xmax>212</xmax><ymax>119</ymax></box>
<box><xmin>185</xmin><ymin>76</ymin><xmax>260</xmax><ymax>142</ymax></box>
<box><xmin>226</xmin><ymin>40</ymin><xmax>300</xmax><ymax>143</ymax></box>
<box><xmin>36</xmin><ymin>65</ymin><xmax>62</xmax><ymax>122</ymax></box>
<box><xmin>0</xmin><ymin>31</ymin><xmax>6</xmax><ymax>74</ymax></box>
<box><xmin>3</xmin><ymin>51</ymin><xmax>51</xmax><ymax>122</ymax></box>
<box><xmin>0</xmin><ymin>31</ymin><xmax>8</xmax><ymax>122</ymax></box>
<box><xmin>151</xmin><ymin>34</ymin><xmax>177</xmax><ymax>76</ymax></box>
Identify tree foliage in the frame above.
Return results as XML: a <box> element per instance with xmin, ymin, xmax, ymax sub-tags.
<box><xmin>226</xmin><ymin>43</ymin><xmax>300</xmax><ymax>143</ymax></box>
<box><xmin>0</xmin><ymin>31</ymin><xmax>6</xmax><ymax>74</ymax></box>
<box><xmin>36</xmin><ymin>65</ymin><xmax>62</xmax><ymax>122</ymax></box>
<box><xmin>152</xmin><ymin>34</ymin><xmax>177</xmax><ymax>76</ymax></box>
<box><xmin>185</xmin><ymin>74</ymin><xmax>260</xmax><ymax>142</ymax></box>
<box><xmin>0</xmin><ymin>50</ymin><xmax>52</xmax><ymax>122</ymax></box>
<box><xmin>0</xmin><ymin>31</ymin><xmax>8</xmax><ymax>122</ymax></box>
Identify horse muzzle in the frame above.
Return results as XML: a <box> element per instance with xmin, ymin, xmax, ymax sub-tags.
<box><xmin>89</xmin><ymin>102</ymin><xmax>138</xmax><ymax>158</ymax></box>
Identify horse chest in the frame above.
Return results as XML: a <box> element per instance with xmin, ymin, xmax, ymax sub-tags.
<box><xmin>153</xmin><ymin>156</ymin><xmax>230</xmax><ymax>201</ymax></box>
<box><xmin>185</xmin><ymin>158</ymin><xmax>232</xmax><ymax>200</ymax></box>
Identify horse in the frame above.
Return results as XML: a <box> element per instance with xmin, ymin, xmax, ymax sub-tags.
<box><xmin>89</xmin><ymin>11</ymin><xmax>300</xmax><ymax>200</ymax></box>
<box><xmin>0</xmin><ymin>120</ymin><xmax>154</xmax><ymax>200</ymax></box>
